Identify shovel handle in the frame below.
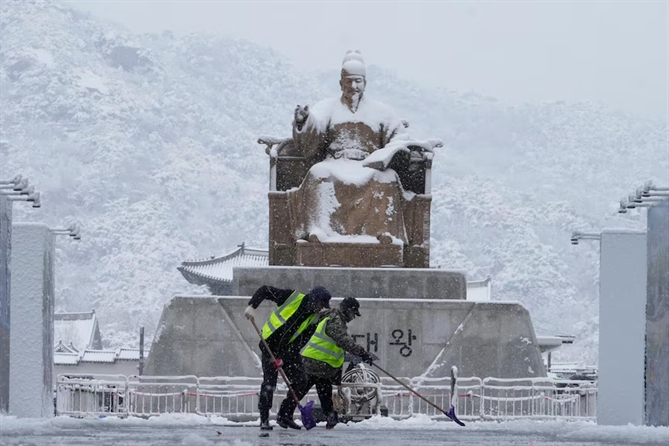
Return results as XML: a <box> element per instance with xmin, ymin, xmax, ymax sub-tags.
<box><xmin>372</xmin><ymin>363</ymin><xmax>448</xmax><ymax>414</ymax></box>
<box><xmin>249</xmin><ymin>317</ymin><xmax>302</xmax><ymax>406</ymax></box>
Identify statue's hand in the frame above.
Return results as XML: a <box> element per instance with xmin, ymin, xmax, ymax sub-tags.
<box><xmin>294</xmin><ymin>104</ymin><xmax>310</xmax><ymax>129</ymax></box>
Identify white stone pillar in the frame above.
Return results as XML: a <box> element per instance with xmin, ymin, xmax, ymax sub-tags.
<box><xmin>597</xmin><ymin>229</ymin><xmax>646</xmax><ymax>426</ymax></box>
<box><xmin>9</xmin><ymin>223</ymin><xmax>54</xmax><ymax>418</ymax></box>
<box><xmin>0</xmin><ymin>196</ymin><xmax>12</xmax><ymax>413</ymax></box>
<box><xmin>645</xmin><ymin>198</ymin><xmax>669</xmax><ymax>427</ymax></box>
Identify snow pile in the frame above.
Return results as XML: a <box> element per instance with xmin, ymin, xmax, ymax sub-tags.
<box><xmin>340</xmin><ymin>416</ymin><xmax>669</xmax><ymax>444</ymax></box>
<box><xmin>478</xmin><ymin>419</ymin><xmax>669</xmax><ymax>445</ymax></box>
<box><xmin>1</xmin><ymin>414</ymin><xmax>667</xmax><ymax>444</ymax></box>
<box><xmin>344</xmin><ymin>413</ymin><xmax>453</xmax><ymax>430</ymax></box>
<box><xmin>311</xmin><ymin>159</ymin><xmax>380</xmax><ymax>186</ymax></box>
<box><xmin>0</xmin><ymin>413</ymin><xmax>247</xmax><ymax>435</ymax></box>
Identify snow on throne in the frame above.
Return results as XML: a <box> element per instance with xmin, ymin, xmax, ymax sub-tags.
<box><xmin>258</xmin><ymin>51</ymin><xmax>442</xmax><ymax>268</ymax></box>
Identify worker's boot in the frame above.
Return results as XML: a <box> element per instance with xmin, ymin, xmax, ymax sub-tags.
<box><xmin>260</xmin><ymin>409</ymin><xmax>273</xmax><ymax>431</ymax></box>
<box><xmin>325</xmin><ymin>411</ymin><xmax>338</xmax><ymax>430</ymax></box>
<box><xmin>277</xmin><ymin>416</ymin><xmax>302</xmax><ymax>430</ymax></box>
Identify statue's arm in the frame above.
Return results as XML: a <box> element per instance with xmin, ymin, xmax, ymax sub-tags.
<box><xmin>386</xmin><ymin>118</ymin><xmax>442</xmax><ymax>153</ymax></box>
<box><xmin>383</xmin><ymin>117</ymin><xmax>410</xmax><ymax>147</ymax></box>
<box><xmin>292</xmin><ymin>104</ymin><xmax>326</xmax><ymax>159</ymax></box>
<box><xmin>257</xmin><ymin>136</ymin><xmax>290</xmax><ymax>155</ymax></box>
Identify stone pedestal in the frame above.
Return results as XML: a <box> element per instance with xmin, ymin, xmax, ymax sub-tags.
<box><xmin>597</xmin><ymin>230</ymin><xmax>647</xmax><ymax>426</ymax></box>
<box><xmin>145</xmin><ymin>296</ymin><xmax>546</xmax><ymax>380</ymax></box>
<box><xmin>9</xmin><ymin>223</ymin><xmax>54</xmax><ymax>418</ymax></box>
<box><xmin>231</xmin><ymin>266</ymin><xmax>467</xmax><ymax>300</ymax></box>
<box><xmin>148</xmin><ymin>266</ymin><xmax>544</xmax><ymax>380</ymax></box>
<box><xmin>296</xmin><ymin>241</ymin><xmax>404</xmax><ymax>268</ymax></box>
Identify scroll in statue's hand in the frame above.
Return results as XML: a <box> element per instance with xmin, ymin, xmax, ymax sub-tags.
<box><xmin>294</xmin><ymin>105</ymin><xmax>309</xmax><ymax>129</ymax></box>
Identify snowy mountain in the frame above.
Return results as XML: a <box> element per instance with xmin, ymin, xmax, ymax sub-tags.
<box><xmin>2</xmin><ymin>0</ymin><xmax>667</xmax><ymax>363</ymax></box>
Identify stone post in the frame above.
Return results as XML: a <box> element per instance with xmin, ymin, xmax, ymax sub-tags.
<box><xmin>9</xmin><ymin>223</ymin><xmax>54</xmax><ymax>418</ymax></box>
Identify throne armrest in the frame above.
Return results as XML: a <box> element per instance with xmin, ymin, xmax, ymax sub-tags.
<box><xmin>259</xmin><ymin>137</ymin><xmax>310</xmax><ymax>191</ymax></box>
<box><xmin>405</xmin><ymin>138</ymin><xmax>443</xmax><ymax>153</ymax></box>
<box><xmin>386</xmin><ymin>145</ymin><xmax>434</xmax><ymax>195</ymax></box>
<box><xmin>258</xmin><ymin>136</ymin><xmax>292</xmax><ymax>156</ymax></box>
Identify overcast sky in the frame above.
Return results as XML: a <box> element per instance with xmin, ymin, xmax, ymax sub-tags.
<box><xmin>66</xmin><ymin>1</ymin><xmax>668</xmax><ymax>119</ymax></box>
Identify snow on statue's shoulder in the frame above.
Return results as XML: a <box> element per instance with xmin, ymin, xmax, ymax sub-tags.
<box><xmin>310</xmin><ymin>96</ymin><xmax>404</xmax><ymax>130</ymax></box>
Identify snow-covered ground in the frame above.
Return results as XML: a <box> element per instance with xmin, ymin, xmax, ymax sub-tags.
<box><xmin>1</xmin><ymin>414</ymin><xmax>667</xmax><ymax>445</ymax></box>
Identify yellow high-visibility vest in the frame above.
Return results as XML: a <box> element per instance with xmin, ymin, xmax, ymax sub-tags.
<box><xmin>301</xmin><ymin>316</ymin><xmax>345</xmax><ymax>368</ymax></box>
<box><xmin>261</xmin><ymin>291</ymin><xmax>315</xmax><ymax>343</ymax></box>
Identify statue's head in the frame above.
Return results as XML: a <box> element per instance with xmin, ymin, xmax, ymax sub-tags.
<box><xmin>340</xmin><ymin>50</ymin><xmax>366</xmax><ymax>108</ymax></box>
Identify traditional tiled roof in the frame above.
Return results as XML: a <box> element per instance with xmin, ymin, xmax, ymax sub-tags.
<box><xmin>54</xmin><ymin>310</ymin><xmax>103</xmax><ymax>351</ymax></box>
<box><xmin>80</xmin><ymin>349</ymin><xmax>117</xmax><ymax>363</ymax></box>
<box><xmin>117</xmin><ymin>348</ymin><xmax>143</xmax><ymax>361</ymax></box>
<box><xmin>54</xmin><ymin>348</ymin><xmax>148</xmax><ymax>366</ymax></box>
<box><xmin>54</xmin><ymin>352</ymin><xmax>80</xmax><ymax>365</ymax></box>
<box><xmin>178</xmin><ymin>243</ymin><xmax>269</xmax><ymax>286</ymax></box>
<box><xmin>54</xmin><ymin>340</ymin><xmax>76</xmax><ymax>353</ymax></box>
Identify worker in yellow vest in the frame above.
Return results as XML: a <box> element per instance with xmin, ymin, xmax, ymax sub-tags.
<box><xmin>276</xmin><ymin>297</ymin><xmax>375</xmax><ymax>430</ymax></box>
<box><xmin>244</xmin><ymin>285</ymin><xmax>332</xmax><ymax>431</ymax></box>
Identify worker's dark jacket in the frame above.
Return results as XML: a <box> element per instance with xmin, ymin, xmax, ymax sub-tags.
<box><xmin>303</xmin><ymin>308</ymin><xmax>367</xmax><ymax>380</ymax></box>
<box><xmin>247</xmin><ymin>285</ymin><xmax>320</xmax><ymax>355</ymax></box>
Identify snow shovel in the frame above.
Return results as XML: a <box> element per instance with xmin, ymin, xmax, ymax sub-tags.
<box><xmin>372</xmin><ymin>363</ymin><xmax>466</xmax><ymax>426</ymax></box>
<box><xmin>249</xmin><ymin>318</ymin><xmax>317</xmax><ymax>430</ymax></box>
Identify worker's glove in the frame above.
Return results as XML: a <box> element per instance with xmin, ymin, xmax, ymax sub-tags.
<box><xmin>244</xmin><ymin>305</ymin><xmax>256</xmax><ymax>320</ymax></box>
<box><xmin>360</xmin><ymin>351</ymin><xmax>375</xmax><ymax>366</ymax></box>
<box><xmin>272</xmin><ymin>358</ymin><xmax>284</xmax><ymax>370</ymax></box>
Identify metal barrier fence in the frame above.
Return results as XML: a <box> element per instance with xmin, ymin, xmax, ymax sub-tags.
<box><xmin>56</xmin><ymin>374</ymin><xmax>597</xmax><ymax>421</ymax></box>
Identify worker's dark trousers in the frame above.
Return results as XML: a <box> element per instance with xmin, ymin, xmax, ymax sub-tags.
<box><xmin>277</xmin><ymin>374</ymin><xmax>335</xmax><ymax>420</ymax></box>
<box><xmin>258</xmin><ymin>344</ymin><xmax>306</xmax><ymax>420</ymax></box>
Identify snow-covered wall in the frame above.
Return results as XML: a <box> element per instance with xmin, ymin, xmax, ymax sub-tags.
<box><xmin>9</xmin><ymin>223</ymin><xmax>54</xmax><ymax>418</ymax></box>
<box><xmin>598</xmin><ymin>230</ymin><xmax>646</xmax><ymax>426</ymax></box>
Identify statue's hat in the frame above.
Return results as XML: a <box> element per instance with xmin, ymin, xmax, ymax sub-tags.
<box><xmin>341</xmin><ymin>50</ymin><xmax>366</xmax><ymax>77</ymax></box>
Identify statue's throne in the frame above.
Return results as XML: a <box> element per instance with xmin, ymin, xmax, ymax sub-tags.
<box><xmin>259</xmin><ymin>133</ymin><xmax>436</xmax><ymax>268</ymax></box>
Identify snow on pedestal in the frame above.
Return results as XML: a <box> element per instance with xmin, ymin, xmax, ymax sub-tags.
<box><xmin>598</xmin><ymin>229</ymin><xmax>646</xmax><ymax>426</ymax></box>
<box><xmin>9</xmin><ymin>223</ymin><xmax>54</xmax><ymax>418</ymax></box>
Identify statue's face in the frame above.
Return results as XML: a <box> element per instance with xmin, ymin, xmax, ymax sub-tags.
<box><xmin>340</xmin><ymin>75</ymin><xmax>366</xmax><ymax>103</ymax></box>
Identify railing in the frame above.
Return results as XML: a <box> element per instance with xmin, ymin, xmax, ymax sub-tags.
<box><xmin>480</xmin><ymin>377</ymin><xmax>597</xmax><ymax>420</ymax></box>
<box><xmin>56</xmin><ymin>374</ymin><xmax>129</xmax><ymax>418</ymax></box>
<box><xmin>56</xmin><ymin>374</ymin><xmax>597</xmax><ymax>421</ymax></box>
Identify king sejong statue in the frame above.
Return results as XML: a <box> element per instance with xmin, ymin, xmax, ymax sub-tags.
<box><xmin>260</xmin><ymin>50</ymin><xmax>442</xmax><ymax>268</ymax></box>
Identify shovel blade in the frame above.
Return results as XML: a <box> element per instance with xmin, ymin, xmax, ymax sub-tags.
<box><xmin>444</xmin><ymin>405</ymin><xmax>466</xmax><ymax>427</ymax></box>
<box><xmin>299</xmin><ymin>400</ymin><xmax>317</xmax><ymax>430</ymax></box>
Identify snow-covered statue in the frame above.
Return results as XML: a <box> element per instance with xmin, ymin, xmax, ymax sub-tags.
<box><xmin>259</xmin><ymin>51</ymin><xmax>442</xmax><ymax>268</ymax></box>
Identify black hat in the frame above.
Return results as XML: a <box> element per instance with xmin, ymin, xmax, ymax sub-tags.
<box><xmin>340</xmin><ymin>297</ymin><xmax>361</xmax><ymax>317</ymax></box>
<box><xmin>310</xmin><ymin>286</ymin><xmax>331</xmax><ymax>309</ymax></box>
